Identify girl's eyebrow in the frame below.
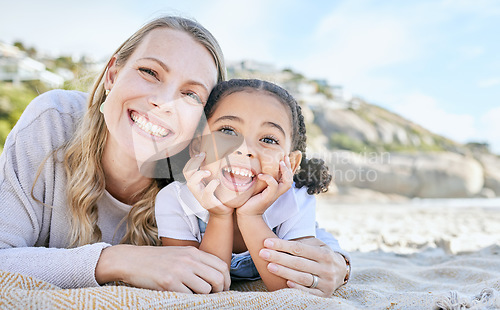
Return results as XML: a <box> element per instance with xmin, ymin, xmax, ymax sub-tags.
<box><xmin>213</xmin><ymin>115</ymin><xmax>286</xmax><ymax>136</ymax></box>
<box><xmin>212</xmin><ymin>115</ymin><xmax>242</xmax><ymax>123</ymax></box>
<box><xmin>265</xmin><ymin>121</ymin><xmax>286</xmax><ymax>137</ymax></box>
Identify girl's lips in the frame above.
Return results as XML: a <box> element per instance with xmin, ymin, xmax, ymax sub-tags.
<box><xmin>129</xmin><ymin>110</ymin><xmax>173</xmax><ymax>139</ymax></box>
<box><xmin>220</xmin><ymin>165</ymin><xmax>257</xmax><ymax>193</ymax></box>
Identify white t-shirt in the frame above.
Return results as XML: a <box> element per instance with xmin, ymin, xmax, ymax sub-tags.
<box><xmin>155</xmin><ymin>181</ymin><xmax>317</xmax><ymax>243</ymax></box>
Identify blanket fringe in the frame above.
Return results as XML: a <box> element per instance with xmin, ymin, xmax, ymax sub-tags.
<box><xmin>434</xmin><ymin>288</ymin><xmax>499</xmax><ymax>310</ymax></box>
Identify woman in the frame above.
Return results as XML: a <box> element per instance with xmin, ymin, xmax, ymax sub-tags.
<box><xmin>0</xmin><ymin>16</ymin><xmax>349</xmax><ymax>297</ymax></box>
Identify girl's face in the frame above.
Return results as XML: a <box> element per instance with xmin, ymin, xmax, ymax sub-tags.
<box><xmin>102</xmin><ymin>28</ymin><xmax>218</xmax><ymax>165</ymax></box>
<box><xmin>198</xmin><ymin>90</ymin><xmax>300</xmax><ymax>208</ymax></box>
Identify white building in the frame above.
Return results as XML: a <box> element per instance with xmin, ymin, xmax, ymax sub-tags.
<box><xmin>0</xmin><ymin>42</ymin><xmax>65</xmax><ymax>88</ymax></box>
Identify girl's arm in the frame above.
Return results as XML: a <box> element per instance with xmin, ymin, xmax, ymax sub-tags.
<box><xmin>183</xmin><ymin>154</ymin><xmax>235</xmax><ymax>269</ymax></box>
<box><xmin>235</xmin><ymin>169</ymin><xmax>294</xmax><ymax>291</ymax></box>
<box><xmin>198</xmin><ymin>213</ymin><xmax>233</xmax><ymax>268</ymax></box>
<box><xmin>236</xmin><ymin>214</ymin><xmax>288</xmax><ymax>291</ymax></box>
<box><xmin>162</xmin><ymin>213</ymin><xmax>232</xmax><ymax>269</ymax></box>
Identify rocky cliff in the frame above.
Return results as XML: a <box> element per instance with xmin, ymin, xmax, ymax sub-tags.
<box><xmin>302</xmin><ymin>99</ymin><xmax>500</xmax><ymax>199</ymax></box>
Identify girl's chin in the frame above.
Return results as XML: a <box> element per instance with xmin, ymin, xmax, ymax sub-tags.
<box><xmin>216</xmin><ymin>191</ymin><xmax>252</xmax><ymax>208</ymax></box>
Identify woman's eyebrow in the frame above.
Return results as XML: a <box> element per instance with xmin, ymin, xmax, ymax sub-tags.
<box><xmin>138</xmin><ymin>57</ymin><xmax>210</xmax><ymax>94</ymax></box>
<box><xmin>139</xmin><ymin>57</ymin><xmax>169</xmax><ymax>72</ymax></box>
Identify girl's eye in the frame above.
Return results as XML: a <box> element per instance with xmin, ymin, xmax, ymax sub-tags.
<box><xmin>185</xmin><ymin>91</ymin><xmax>203</xmax><ymax>105</ymax></box>
<box><xmin>261</xmin><ymin>136</ymin><xmax>279</xmax><ymax>145</ymax></box>
<box><xmin>220</xmin><ymin>127</ymin><xmax>238</xmax><ymax>136</ymax></box>
<box><xmin>139</xmin><ymin>67</ymin><xmax>158</xmax><ymax>80</ymax></box>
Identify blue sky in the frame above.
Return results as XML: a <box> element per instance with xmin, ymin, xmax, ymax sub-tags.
<box><xmin>2</xmin><ymin>0</ymin><xmax>500</xmax><ymax>153</ymax></box>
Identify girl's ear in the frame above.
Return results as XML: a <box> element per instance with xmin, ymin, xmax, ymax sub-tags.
<box><xmin>104</xmin><ymin>55</ymin><xmax>119</xmax><ymax>90</ymax></box>
<box><xmin>189</xmin><ymin>135</ymin><xmax>202</xmax><ymax>157</ymax></box>
<box><xmin>288</xmin><ymin>150</ymin><xmax>302</xmax><ymax>174</ymax></box>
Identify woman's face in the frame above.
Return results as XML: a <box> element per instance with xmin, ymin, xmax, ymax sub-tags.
<box><xmin>102</xmin><ymin>28</ymin><xmax>218</xmax><ymax>165</ymax></box>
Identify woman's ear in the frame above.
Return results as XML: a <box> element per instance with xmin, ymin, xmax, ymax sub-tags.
<box><xmin>288</xmin><ymin>150</ymin><xmax>302</xmax><ymax>174</ymax></box>
<box><xmin>104</xmin><ymin>55</ymin><xmax>119</xmax><ymax>90</ymax></box>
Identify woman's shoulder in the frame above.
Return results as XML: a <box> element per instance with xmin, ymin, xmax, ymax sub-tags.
<box><xmin>3</xmin><ymin>89</ymin><xmax>88</xmax><ymax>151</ymax></box>
<box><xmin>24</xmin><ymin>89</ymin><xmax>87</xmax><ymax>117</ymax></box>
<box><xmin>15</xmin><ymin>89</ymin><xmax>87</xmax><ymax>132</ymax></box>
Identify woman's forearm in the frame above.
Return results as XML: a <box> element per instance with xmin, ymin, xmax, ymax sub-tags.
<box><xmin>0</xmin><ymin>242</ymin><xmax>111</xmax><ymax>288</ymax></box>
<box><xmin>237</xmin><ymin>214</ymin><xmax>287</xmax><ymax>291</ymax></box>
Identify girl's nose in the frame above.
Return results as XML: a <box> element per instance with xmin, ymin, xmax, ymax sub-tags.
<box><xmin>234</xmin><ymin>140</ymin><xmax>254</xmax><ymax>158</ymax></box>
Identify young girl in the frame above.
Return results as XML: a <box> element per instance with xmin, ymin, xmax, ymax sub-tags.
<box><xmin>155</xmin><ymin>79</ymin><xmax>333</xmax><ymax>292</ymax></box>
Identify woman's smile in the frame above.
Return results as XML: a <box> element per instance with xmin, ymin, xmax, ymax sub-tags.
<box><xmin>129</xmin><ymin>110</ymin><xmax>172</xmax><ymax>139</ymax></box>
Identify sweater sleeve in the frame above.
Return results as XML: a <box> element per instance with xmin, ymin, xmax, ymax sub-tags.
<box><xmin>0</xmin><ymin>90</ymin><xmax>111</xmax><ymax>288</ymax></box>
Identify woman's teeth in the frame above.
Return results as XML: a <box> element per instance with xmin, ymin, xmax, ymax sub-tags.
<box><xmin>130</xmin><ymin>112</ymin><xmax>169</xmax><ymax>137</ymax></box>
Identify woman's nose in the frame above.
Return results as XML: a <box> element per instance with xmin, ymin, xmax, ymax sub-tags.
<box><xmin>149</xmin><ymin>89</ymin><xmax>177</xmax><ymax>112</ymax></box>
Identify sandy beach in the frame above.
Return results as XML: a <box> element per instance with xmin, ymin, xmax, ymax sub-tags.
<box><xmin>315</xmin><ymin>197</ymin><xmax>500</xmax><ymax>308</ymax></box>
<box><xmin>316</xmin><ymin>198</ymin><xmax>500</xmax><ymax>254</ymax></box>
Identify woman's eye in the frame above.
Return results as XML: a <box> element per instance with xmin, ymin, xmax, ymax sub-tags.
<box><xmin>185</xmin><ymin>92</ymin><xmax>203</xmax><ymax>105</ymax></box>
<box><xmin>220</xmin><ymin>127</ymin><xmax>237</xmax><ymax>136</ymax></box>
<box><xmin>139</xmin><ymin>67</ymin><xmax>158</xmax><ymax>80</ymax></box>
<box><xmin>261</xmin><ymin>137</ymin><xmax>279</xmax><ymax>144</ymax></box>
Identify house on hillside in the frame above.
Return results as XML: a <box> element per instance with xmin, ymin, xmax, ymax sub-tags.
<box><xmin>0</xmin><ymin>42</ymin><xmax>64</xmax><ymax>88</ymax></box>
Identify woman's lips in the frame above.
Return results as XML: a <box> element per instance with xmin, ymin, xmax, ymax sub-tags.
<box><xmin>129</xmin><ymin>110</ymin><xmax>172</xmax><ymax>138</ymax></box>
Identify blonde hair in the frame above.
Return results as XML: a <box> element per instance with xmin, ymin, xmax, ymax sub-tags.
<box><xmin>62</xmin><ymin>16</ymin><xmax>226</xmax><ymax>247</ymax></box>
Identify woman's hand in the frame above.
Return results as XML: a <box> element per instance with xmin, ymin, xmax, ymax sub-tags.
<box><xmin>95</xmin><ymin>244</ymin><xmax>230</xmax><ymax>293</ymax></box>
<box><xmin>258</xmin><ymin>237</ymin><xmax>348</xmax><ymax>297</ymax></box>
<box><xmin>183</xmin><ymin>152</ymin><xmax>233</xmax><ymax>216</ymax></box>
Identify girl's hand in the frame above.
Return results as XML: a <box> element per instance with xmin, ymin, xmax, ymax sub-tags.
<box><xmin>237</xmin><ymin>157</ymin><xmax>294</xmax><ymax>217</ymax></box>
<box><xmin>258</xmin><ymin>237</ymin><xmax>348</xmax><ymax>297</ymax></box>
<box><xmin>95</xmin><ymin>244</ymin><xmax>230</xmax><ymax>293</ymax></box>
<box><xmin>183</xmin><ymin>153</ymin><xmax>233</xmax><ymax>216</ymax></box>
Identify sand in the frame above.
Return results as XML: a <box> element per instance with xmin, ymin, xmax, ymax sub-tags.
<box><xmin>316</xmin><ymin>198</ymin><xmax>500</xmax><ymax>254</ymax></box>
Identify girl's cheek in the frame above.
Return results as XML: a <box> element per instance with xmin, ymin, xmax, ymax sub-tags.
<box><xmin>260</xmin><ymin>151</ymin><xmax>284</xmax><ymax>179</ymax></box>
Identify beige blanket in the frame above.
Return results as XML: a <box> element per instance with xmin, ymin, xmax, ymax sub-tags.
<box><xmin>1</xmin><ymin>245</ymin><xmax>499</xmax><ymax>309</ymax></box>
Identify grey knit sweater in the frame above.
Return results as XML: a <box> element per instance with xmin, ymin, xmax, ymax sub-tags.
<box><xmin>0</xmin><ymin>89</ymin><xmax>347</xmax><ymax>289</ymax></box>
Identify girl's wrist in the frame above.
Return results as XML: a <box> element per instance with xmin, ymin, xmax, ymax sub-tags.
<box><xmin>209</xmin><ymin>210</ymin><xmax>234</xmax><ymax>218</ymax></box>
<box><xmin>235</xmin><ymin>211</ymin><xmax>263</xmax><ymax>223</ymax></box>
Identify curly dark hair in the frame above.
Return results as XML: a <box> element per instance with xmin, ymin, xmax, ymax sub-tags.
<box><xmin>204</xmin><ymin>79</ymin><xmax>332</xmax><ymax>195</ymax></box>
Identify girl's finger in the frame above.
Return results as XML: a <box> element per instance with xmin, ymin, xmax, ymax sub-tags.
<box><xmin>186</xmin><ymin>170</ymin><xmax>211</xmax><ymax>190</ymax></box>
<box><xmin>183</xmin><ymin>152</ymin><xmax>206</xmax><ymax>179</ymax></box>
<box><xmin>277</xmin><ymin>160</ymin><xmax>293</xmax><ymax>194</ymax></box>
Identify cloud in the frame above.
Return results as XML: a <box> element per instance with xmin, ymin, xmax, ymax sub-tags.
<box><xmin>392</xmin><ymin>93</ymin><xmax>478</xmax><ymax>144</ymax></box>
<box><xmin>297</xmin><ymin>2</ymin><xmax>423</xmax><ymax>87</ymax></box>
<box><xmin>193</xmin><ymin>0</ymin><xmax>278</xmax><ymax>63</ymax></box>
<box><xmin>478</xmin><ymin>78</ymin><xmax>500</xmax><ymax>88</ymax></box>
